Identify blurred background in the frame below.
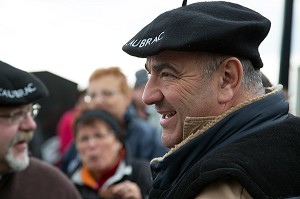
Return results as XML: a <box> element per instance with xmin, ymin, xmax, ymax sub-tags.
<box><xmin>0</xmin><ymin>0</ymin><xmax>299</xmax><ymax>113</ymax></box>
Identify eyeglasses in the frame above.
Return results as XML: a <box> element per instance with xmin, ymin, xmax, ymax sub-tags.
<box><xmin>0</xmin><ymin>104</ymin><xmax>41</xmax><ymax>125</ymax></box>
<box><xmin>84</xmin><ymin>90</ymin><xmax>120</xmax><ymax>103</ymax></box>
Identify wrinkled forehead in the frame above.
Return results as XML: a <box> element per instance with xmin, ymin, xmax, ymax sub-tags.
<box><xmin>145</xmin><ymin>51</ymin><xmax>203</xmax><ymax>71</ymax></box>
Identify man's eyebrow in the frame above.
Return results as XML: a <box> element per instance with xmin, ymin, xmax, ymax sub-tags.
<box><xmin>145</xmin><ymin>63</ymin><xmax>178</xmax><ymax>74</ymax></box>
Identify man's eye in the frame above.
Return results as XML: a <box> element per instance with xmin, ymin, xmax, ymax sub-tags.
<box><xmin>161</xmin><ymin>72</ymin><xmax>174</xmax><ymax>78</ymax></box>
<box><xmin>12</xmin><ymin>111</ymin><xmax>24</xmax><ymax>120</ymax></box>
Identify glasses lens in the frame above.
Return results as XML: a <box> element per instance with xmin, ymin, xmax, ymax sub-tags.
<box><xmin>84</xmin><ymin>95</ymin><xmax>92</xmax><ymax>103</ymax></box>
<box><xmin>0</xmin><ymin>104</ymin><xmax>41</xmax><ymax>125</ymax></box>
<box><xmin>31</xmin><ymin>104</ymin><xmax>41</xmax><ymax>118</ymax></box>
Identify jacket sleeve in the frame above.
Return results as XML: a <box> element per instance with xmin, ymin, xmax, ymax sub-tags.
<box><xmin>195</xmin><ymin>178</ymin><xmax>253</xmax><ymax>199</ymax></box>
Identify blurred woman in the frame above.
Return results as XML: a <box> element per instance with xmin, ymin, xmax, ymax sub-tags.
<box><xmin>70</xmin><ymin>109</ymin><xmax>152</xmax><ymax>199</ymax></box>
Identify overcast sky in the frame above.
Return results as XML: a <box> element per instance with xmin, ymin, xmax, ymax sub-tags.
<box><xmin>0</xmin><ymin>0</ymin><xmax>299</xmax><ymax>111</ymax></box>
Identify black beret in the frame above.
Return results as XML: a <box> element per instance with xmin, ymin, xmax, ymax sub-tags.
<box><xmin>74</xmin><ymin>109</ymin><xmax>124</xmax><ymax>145</ymax></box>
<box><xmin>122</xmin><ymin>1</ymin><xmax>271</xmax><ymax>69</ymax></box>
<box><xmin>0</xmin><ymin>60</ymin><xmax>49</xmax><ymax>107</ymax></box>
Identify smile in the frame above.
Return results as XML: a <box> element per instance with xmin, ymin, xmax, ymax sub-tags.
<box><xmin>162</xmin><ymin>111</ymin><xmax>176</xmax><ymax>119</ymax></box>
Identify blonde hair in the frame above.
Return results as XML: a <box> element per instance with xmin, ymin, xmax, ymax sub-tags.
<box><xmin>89</xmin><ymin>66</ymin><xmax>131</xmax><ymax>96</ymax></box>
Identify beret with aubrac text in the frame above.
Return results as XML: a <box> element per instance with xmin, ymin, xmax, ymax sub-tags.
<box><xmin>0</xmin><ymin>60</ymin><xmax>49</xmax><ymax>107</ymax></box>
<box><xmin>122</xmin><ymin>1</ymin><xmax>271</xmax><ymax>69</ymax></box>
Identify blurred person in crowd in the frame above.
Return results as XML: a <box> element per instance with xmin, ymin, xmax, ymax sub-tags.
<box><xmin>122</xmin><ymin>1</ymin><xmax>300</xmax><ymax>198</ymax></box>
<box><xmin>131</xmin><ymin>69</ymin><xmax>161</xmax><ymax>130</ymax></box>
<box><xmin>70</xmin><ymin>109</ymin><xmax>152</xmax><ymax>199</ymax></box>
<box><xmin>262</xmin><ymin>73</ymin><xmax>289</xmax><ymax>100</ymax></box>
<box><xmin>0</xmin><ymin>60</ymin><xmax>82</xmax><ymax>199</ymax></box>
<box><xmin>61</xmin><ymin>67</ymin><xmax>168</xmax><ymax>175</ymax></box>
<box><xmin>56</xmin><ymin>88</ymin><xmax>88</xmax><ymax>165</ymax></box>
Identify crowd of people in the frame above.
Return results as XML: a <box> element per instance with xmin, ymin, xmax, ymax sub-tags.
<box><xmin>1</xmin><ymin>1</ymin><xmax>300</xmax><ymax>199</ymax></box>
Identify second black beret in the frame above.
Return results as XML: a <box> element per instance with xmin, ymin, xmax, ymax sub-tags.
<box><xmin>0</xmin><ymin>60</ymin><xmax>49</xmax><ymax>107</ymax></box>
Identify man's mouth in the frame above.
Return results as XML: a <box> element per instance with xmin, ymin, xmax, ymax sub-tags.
<box><xmin>12</xmin><ymin>132</ymin><xmax>34</xmax><ymax>146</ymax></box>
<box><xmin>162</xmin><ymin>111</ymin><xmax>176</xmax><ymax>119</ymax></box>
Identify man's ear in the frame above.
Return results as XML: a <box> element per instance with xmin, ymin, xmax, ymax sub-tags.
<box><xmin>217</xmin><ymin>57</ymin><xmax>243</xmax><ymax>104</ymax></box>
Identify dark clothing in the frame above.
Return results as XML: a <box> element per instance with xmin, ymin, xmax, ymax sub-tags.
<box><xmin>123</xmin><ymin>110</ymin><xmax>168</xmax><ymax>159</ymax></box>
<box><xmin>61</xmin><ymin>109</ymin><xmax>168</xmax><ymax>174</ymax></box>
<box><xmin>0</xmin><ymin>157</ymin><xmax>82</xmax><ymax>199</ymax></box>
<box><xmin>149</xmin><ymin>89</ymin><xmax>300</xmax><ymax>198</ymax></box>
<box><xmin>69</xmin><ymin>155</ymin><xmax>152</xmax><ymax>199</ymax></box>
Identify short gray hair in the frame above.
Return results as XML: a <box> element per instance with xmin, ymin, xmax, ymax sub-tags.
<box><xmin>198</xmin><ymin>53</ymin><xmax>264</xmax><ymax>94</ymax></box>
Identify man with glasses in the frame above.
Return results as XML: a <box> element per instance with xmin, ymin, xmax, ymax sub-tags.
<box><xmin>0</xmin><ymin>60</ymin><xmax>82</xmax><ymax>199</ymax></box>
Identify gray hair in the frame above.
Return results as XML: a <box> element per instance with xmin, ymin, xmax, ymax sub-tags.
<box><xmin>198</xmin><ymin>53</ymin><xmax>264</xmax><ymax>95</ymax></box>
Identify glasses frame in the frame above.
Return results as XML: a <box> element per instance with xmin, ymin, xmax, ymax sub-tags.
<box><xmin>84</xmin><ymin>90</ymin><xmax>120</xmax><ymax>103</ymax></box>
<box><xmin>0</xmin><ymin>103</ymin><xmax>41</xmax><ymax>125</ymax></box>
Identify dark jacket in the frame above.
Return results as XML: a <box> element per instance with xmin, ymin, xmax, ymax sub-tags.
<box><xmin>123</xmin><ymin>109</ymin><xmax>168</xmax><ymax>159</ymax></box>
<box><xmin>0</xmin><ymin>157</ymin><xmax>82</xmax><ymax>199</ymax></box>
<box><xmin>149</xmin><ymin>89</ymin><xmax>300</xmax><ymax>199</ymax></box>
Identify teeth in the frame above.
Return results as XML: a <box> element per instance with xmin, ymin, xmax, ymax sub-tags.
<box><xmin>163</xmin><ymin>112</ymin><xmax>176</xmax><ymax>119</ymax></box>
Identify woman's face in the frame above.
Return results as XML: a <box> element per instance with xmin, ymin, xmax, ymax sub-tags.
<box><xmin>75</xmin><ymin>120</ymin><xmax>123</xmax><ymax>173</ymax></box>
<box><xmin>87</xmin><ymin>75</ymin><xmax>131</xmax><ymax>121</ymax></box>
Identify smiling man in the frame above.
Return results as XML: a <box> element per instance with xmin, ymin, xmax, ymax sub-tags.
<box><xmin>0</xmin><ymin>60</ymin><xmax>82</xmax><ymax>199</ymax></box>
<box><xmin>122</xmin><ymin>1</ymin><xmax>300</xmax><ymax>199</ymax></box>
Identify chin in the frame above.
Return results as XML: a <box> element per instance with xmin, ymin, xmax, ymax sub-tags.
<box><xmin>5</xmin><ymin>147</ymin><xmax>30</xmax><ymax>172</ymax></box>
<box><xmin>86</xmin><ymin>161</ymin><xmax>103</xmax><ymax>170</ymax></box>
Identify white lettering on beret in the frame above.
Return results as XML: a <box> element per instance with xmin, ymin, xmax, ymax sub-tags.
<box><xmin>0</xmin><ymin>83</ymin><xmax>37</xmax><ymax>98</ymax></box>
<box><xmin>125</xmin><ymin>31</ymin><xmax>165</xmax><ymax>48</ymax></box>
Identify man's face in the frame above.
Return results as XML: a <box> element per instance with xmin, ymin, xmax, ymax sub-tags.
<box><xmin>0</xmin><ymin>104</ymin><xmax>36</xmax><ymax>173</ymax></box>
<box><xmin>144</xmin><ymin>51</ymin><xmax>222</xmax><ymax>148</ymax></box>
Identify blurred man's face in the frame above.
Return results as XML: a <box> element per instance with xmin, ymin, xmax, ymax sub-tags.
<box><xmin>0</xmin><ymin>104</ymin><xmax>37</xmax><ymax>173</ymax></box>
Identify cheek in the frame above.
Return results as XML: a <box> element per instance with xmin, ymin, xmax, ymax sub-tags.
<box><xmin>75</xmin><ymin>143</ymin><xmax>86</xmax><ymax>157</ymax></box>
<box><xmin>179</xmin><ymin>80</ymin><xmax>216</xmax><ymax>116</ymax></box>
<box><xmin>113</xmin><ymin>97</ymin><xmax>130</xmax><ymax>113</ymax></box>
<box><xmin>165</xmin><ymin>85</ymin><xmax>193</xmax><ymax>113</ymax></box>
<box><xmin>0</xmin><ymin>130</ymin><xmax>16</xmax><ymax>161</ymax></box>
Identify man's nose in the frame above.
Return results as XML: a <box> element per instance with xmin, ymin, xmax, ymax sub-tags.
<box><xmin>142</xmin><ymin>77</ymin><xmax>164</xmax><ymax>105</ymax></box>
<box><xmin>20</xmin><ymin>114</ymin><xmax>37</xmax><ymax>131</ymax></box>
